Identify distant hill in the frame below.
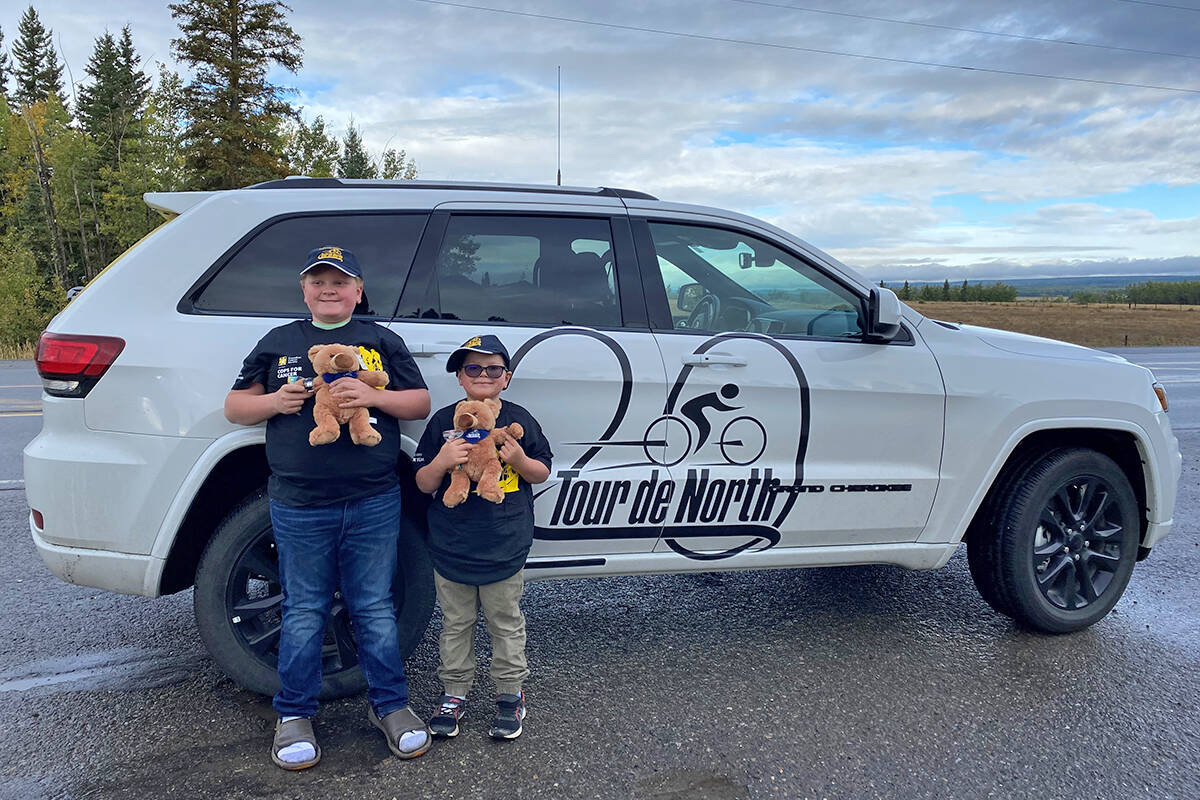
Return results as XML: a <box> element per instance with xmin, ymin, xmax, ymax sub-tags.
<box><xmin>880</xmin><ymin>275</ymin><xmax>1200</xmax><ymax>297</ymax></box>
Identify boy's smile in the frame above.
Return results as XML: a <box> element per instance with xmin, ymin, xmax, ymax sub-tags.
<box><xmin>302</xmin><ymin>267</ymin><xmax>362</xmax><ymax>324</ymax></box>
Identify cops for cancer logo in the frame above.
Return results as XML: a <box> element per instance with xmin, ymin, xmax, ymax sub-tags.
<box><xmin>512</xmin><ymin>328</ymin><xmax>809</xmax><ymax>561</ymax></box>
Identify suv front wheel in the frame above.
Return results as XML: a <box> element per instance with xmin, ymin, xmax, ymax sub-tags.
<box><xmin>968</xmin><ymin>448</ymin><xmax>1140</xmax><ymax>633</ymax></box>
<box><xmin>193</xmin><ymin>491</ymin><xmax>434</xmax><ymax>698</ymax></box>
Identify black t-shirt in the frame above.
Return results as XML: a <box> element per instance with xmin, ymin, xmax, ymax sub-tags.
<box><xmin>414</xmin><ymin>400</ymin><xmax>553</xmax><ymax>585</ymax></box>
<box><xmin>232</xmin><ymin>319</ymin><xmax>427</xmax><ymax>506</ymax></box>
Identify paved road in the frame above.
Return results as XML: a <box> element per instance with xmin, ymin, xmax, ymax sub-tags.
<box><xmin>1</xmin><ymin>353</ymin><xmax>1197</xmax><ymax>799</ymax></box>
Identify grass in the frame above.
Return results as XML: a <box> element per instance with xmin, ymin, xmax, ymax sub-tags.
<box><xmin>0</xmin><ymin>341</ymin><xmax>37</xmax><ymax>360</ymax></box>
<box><xmin>910</xmin><ymin>301</ymin><xmax>1200</xmax><ymax>348</ymax></box>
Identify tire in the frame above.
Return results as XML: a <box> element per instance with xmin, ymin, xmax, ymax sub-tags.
<box><xmin>966</xmin><ymin>447</ymin><xmax>1045</xmax><ymax>618</ymax></box>
<box><xmin>193</xmin><ymin>490</ymin><xmax>435</xmax><ymax>698</ymax></box>
<box><xmin>970</xmin><ymin>448</ymin><xmax>1140</xmax><ymax>633</ymax></box>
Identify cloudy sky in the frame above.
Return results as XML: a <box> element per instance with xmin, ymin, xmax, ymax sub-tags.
<box><xmin>27</xmin><ymin>0</ymin><xmax>1200</xmax><ymax>282</ymax></box>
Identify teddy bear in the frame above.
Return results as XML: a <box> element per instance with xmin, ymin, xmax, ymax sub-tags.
<box><xmin>443</xmin><ymin>397</ymin><xmax>525</xmax><ymax>507</ymax></box>
<box><xmin>306</xmin><ymin>343</ymin><xmax>389</xmax><ymax>447</ymax></box>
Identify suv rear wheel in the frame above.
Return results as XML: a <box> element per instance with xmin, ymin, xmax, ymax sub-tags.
<box><xmin>194</xmin><ymin>491</ymin><xmax>434</xmax><ymax>698</ymax></box>
<box><xmin>968</xmin><ymin>448</ymin><xmax>1139</xmax><ymax>633</ymax></box>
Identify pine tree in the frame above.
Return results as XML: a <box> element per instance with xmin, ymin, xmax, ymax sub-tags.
<box><xmin>380</xmin><ymin>147</ymin><xmax>417</xmax><ymax>180</ymax></box>
<box><xmin>0</xmin><ymin>26</ymin><xmax>10</xmax><ymax>100</ymax></box>
<box><xmin>337</xmin><ymin>120</ymin><xmax>377</xmax><ymax>178</ymax></box>
<box><xmin>12</xmin><ymin>7</ymin><xmax>64</xmax><ymax>107</ymax></box>
<box><xmin>168</xmin><ymin>0</ymin><xmax>303</xmax><ymax>189</ymax></box>
<box><xmin>941</xmin><ymin>278</ymin><xmax>951</xmax><ymax>300</ymax></box>
<box><xmin>77</xmin><ymin>26</ymin><xmax>149</xmax><ymax>172</ymax></box>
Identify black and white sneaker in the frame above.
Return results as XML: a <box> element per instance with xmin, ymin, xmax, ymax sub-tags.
<box><xmin>429</xmin><ymin>694</ymin><xmax>466</xmax><ymax>738</ymax></box>
<box><xmin>488</xmin><ymin>691</ymin><xmax>526</xmax><ymax>739</ymax></box>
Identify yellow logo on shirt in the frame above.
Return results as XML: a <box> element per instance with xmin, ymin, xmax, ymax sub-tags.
<box><xmin>497</xmin><ymin>461</ymin><xmax>519</xmax><ymax>493</ymax></box>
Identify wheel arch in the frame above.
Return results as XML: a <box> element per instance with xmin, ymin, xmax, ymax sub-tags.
<box><xmin>156</xmin><ymin>435</ymin><xmax>429</xmax><ymax>596</ymax></box>
<box><xmin>963</xmin><ymin>426</ymin><xmax>1150</xmax><ymax>553</ymax></box>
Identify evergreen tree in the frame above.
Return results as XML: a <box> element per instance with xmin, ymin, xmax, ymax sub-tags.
<box><xmin>337</xmin><ymin>120</ymin><xmax>377</xmax><ymax>178</ymax></box>
<box><xmin>78</xmin><ymin>26</ymin><xmax>150</xmax><ymax>173</ymax></box>
<box><xmin>285</xmin><ymin>114</ymin><xmax>338</xmax><ymax>177</ymax></box>
<box><xmin>380</xmin><ymin>147</ymin><xmax>417</xmax><ymax>180</ymax></box>
<box><xmin>168</xmin><ymin>0</ymin><xmax>303</xmax><ymax>189</ymax></box>
<box><xmin>899</xmin><ymin>280</ymin><xmax>911</xmax><ymax>300</ymax></box>
<box><xmin>0</xmin><ymin>26</ymin><xmax>10</xmax><ymax>100</ymax></box>
<box><xmin>12</xmin><ymin>7</ymin><xmax>64</xmax><ymax>107</ymax></box>
<box><xmin>101</xmin><ymin>65</ymin><xmax>192</xmax><ymax>251</ymax></box>
<box><xmin>941</xmin><ymin>278</ymin><xmax>951</xmax><ymax>300</ymax></box>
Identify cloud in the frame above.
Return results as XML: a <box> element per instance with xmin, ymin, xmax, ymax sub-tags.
<box><xmin>36</xmin><ymin>0</ymin><xmax>1200</xmax><ymax>278</ymax></box>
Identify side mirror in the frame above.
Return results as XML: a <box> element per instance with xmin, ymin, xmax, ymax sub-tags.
<box><xmin>867</xmin><ymin>287</ymin><xmax>902</xmax><ymax>341</ymax></box>
<box><xmin>677</xmin><ymin>283</ymin><xmax>705</xmax><ymax>312</ymax></box>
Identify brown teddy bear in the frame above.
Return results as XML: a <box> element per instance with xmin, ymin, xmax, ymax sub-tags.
<box><xmin>306</xmin><ymin>343</ymin><xmax>389</xmax><ymax>446</ymax></box>
<box><xmin>443</xmin><ymin>397</ymin><xmax>524</xmax><ymax>507</ymax></box>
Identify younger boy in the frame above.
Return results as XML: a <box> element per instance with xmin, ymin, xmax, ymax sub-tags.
<box><xmin>413</xmin><ymin>335</ymin><xmax>552</xmax><ymax>739</ymax></box>
<box><xmin>225</xmin><ymin>245</ymin><xmax>433</xmax><ymax>769</ymax></box>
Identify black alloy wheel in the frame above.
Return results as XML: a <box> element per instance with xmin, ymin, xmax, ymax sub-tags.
<box><xmin>967</xmin><ymin>448</ymin><xmax>1140</xmax><ymax>633</ymax></box>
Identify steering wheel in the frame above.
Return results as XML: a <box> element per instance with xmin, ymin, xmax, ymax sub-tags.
<box><xmin>686</xmin><ymin>292</ymin><xmax>721</xmax><ymax>330</ymax></box>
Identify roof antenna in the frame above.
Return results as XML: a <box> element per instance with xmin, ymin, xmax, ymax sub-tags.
<box><xmin>556</xmin><ymin>65</ymin><xmax>562</xmax><ymax>186</ymax></box>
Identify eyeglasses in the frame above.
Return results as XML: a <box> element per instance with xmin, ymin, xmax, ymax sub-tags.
<box><xmin>462</xmin><ymin>364</ymin><xmax>507</xmax><ymax>378</ymax></box>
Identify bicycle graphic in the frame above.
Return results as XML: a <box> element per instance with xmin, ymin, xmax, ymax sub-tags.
<box><xmin>642</xmin><ymin>383</ymin><xmax>767</xmax><ymax>467</ymax></box>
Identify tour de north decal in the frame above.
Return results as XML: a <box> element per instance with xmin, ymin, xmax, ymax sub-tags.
<box><xmin>511</xmin><ymin>328</ymin><xmax>811</xmax><ymax>561</ymax></box>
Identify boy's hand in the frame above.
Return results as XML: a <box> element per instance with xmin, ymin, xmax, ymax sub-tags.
<box><xmin>498</xmin><ymin>437</ymin><xmax>527</xmax><ymax>468</ymax></box>
<box><xmin>436</xmin><ymin>438</ymin><xmax>472</xmax><ymax>471</ymax></box>
<box><xmin>328</xmin><ymin>377</ymin><xmax>376</xmax><ymax>409</ymax></box>
<box><xmin>272</xmin><ymin>382</ymin><xmax>311</xmax><ymax>415</ymax></box>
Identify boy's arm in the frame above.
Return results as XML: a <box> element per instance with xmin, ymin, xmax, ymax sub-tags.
<box><xmin>225</xmin><ymin>382</ymin><xmax>311</xmax><ymax>425</ymax></box>
<box><xmin>328</xmin><ymin>380</ymin><xmax>430</xmax><ymax>420</ymax></box>
<box><xmin>415</xmin><ymin>438</ymin><xmax>472</xmax><ymax>493</ymax></box>
<box><xmin>497</xmin><ymin>438</ymin><xmax>551</xmax><ymax>484</ymax></box>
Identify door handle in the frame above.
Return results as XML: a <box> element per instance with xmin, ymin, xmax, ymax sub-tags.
<box><xmin>680</xmin><ymin>353</ymin><xmax>746</xmax><ymax>367</ymax></box>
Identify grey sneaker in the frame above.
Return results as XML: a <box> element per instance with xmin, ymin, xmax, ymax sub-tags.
<box><xmin>429</xmin><ymin>694</ymin><xmax>466</xmax><ymax>738</ymax></box>
<box><xmin>488</xmin><ymin>691</ymin><xmax>526</xmax><ymax>739</ymax></box>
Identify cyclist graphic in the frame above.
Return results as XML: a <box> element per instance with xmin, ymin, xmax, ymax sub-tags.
<box><xmin>643</xmin><ymin>383</ymin><xmax>766</xmax><ymax>468</ymax></box>
<box><xmin>679</xmin><ymin>383</ymin><xmax>741</xmax><ymax>450</ymax></box>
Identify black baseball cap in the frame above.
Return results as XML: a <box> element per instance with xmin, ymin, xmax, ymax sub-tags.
<box><xmin>300</xmin><ymin>245</ymin><xmax>362</xmax><ymax>278</ymax></box>
<box><xmin>446</xmin><ymin>334</ymin><xmax>511</xmax><ymax>373</ymax></box>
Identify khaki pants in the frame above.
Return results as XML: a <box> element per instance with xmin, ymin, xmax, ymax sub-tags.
<box><xmin>434</xmin><ymin>569</ymin><xmax>528</xmax><ymax>697</ymax></box>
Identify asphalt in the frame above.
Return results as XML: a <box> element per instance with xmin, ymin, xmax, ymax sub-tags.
<box><xmin>0</xmin><ymin>356</ymin><xmax>1197</xmax><ymax>799</ymax></box>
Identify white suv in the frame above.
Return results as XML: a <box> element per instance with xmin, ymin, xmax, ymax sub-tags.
<box><xmin>24</xmin><ymin>178</ymin><xmax>1182</xmax><ymax>698</ymax></box>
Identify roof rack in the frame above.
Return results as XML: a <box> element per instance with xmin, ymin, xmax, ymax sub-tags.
<box><xmin>245</xmin><ymin>177</ymin><xmax>657</xmax><ymax>201</ymax></box>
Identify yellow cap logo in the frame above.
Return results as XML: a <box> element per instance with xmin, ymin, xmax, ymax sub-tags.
<box><xmin>464</xmin><ymin>336</ymin><xmax>482</xmax><ymax>348</ymax></box>
<box><xmin>317</xmin><ymin>247</ymin><xmax>343</xmax><ymax>262</ymax></box>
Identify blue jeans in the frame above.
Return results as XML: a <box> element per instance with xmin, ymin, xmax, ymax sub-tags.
<box><xmin>269</xmin><ymin>486</ymin><xmax>409</xmax><ymax>719</ymax></box>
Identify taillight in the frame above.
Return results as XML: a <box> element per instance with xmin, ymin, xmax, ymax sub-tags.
<box><xmin>35</xmin><ymin>332</ymin><xmax>125</xmax><ymax>398</ymax></box>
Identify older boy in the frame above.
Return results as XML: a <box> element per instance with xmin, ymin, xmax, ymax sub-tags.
<box><xmin>413</xmin><ymin>334</ymin><xmax>552</xmax><ymax>739</ymax></box>
<box><xmin>225</xmin><ymin>245</ymin><xmax>432</xmax><ymax>768</ymax></box>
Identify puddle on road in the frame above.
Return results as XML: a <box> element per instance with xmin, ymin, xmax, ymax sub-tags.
<box><xmin>0</xmin><ymin>647</ymin><xmax>201</xmax><ymax>695</ymax></box>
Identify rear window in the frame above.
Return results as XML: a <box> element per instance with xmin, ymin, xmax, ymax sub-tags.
<box><xmin>188</xmin><ymin>213</ymin><xmax>428</xmax><ymax>316</ymax></box>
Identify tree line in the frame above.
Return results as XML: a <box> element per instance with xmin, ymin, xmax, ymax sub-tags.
<box><xmin>0</xmin><ymin>1</ymin><xmax>417</xmax><ymax>351</ymax></box>
<box><xmin>1070</xmin><ymin>281</ymin><xmax>1200</xmax><ymax>306</ymax></box>
<box><xmin>879</xmin><ymin>279</ymin><xmax>1020</xmax><ymax>303</ymax></box>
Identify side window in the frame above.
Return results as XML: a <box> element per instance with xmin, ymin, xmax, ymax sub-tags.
<box><xmin>190</xmin><ymin>213</ymin><xmax>427</xmax><ymax>316</ymax></box>
<box><xmin>648</xmin><ymin>222</ymin><xmax>864</xmax><ymax>339</ymax></box>
<box><xmin>430</xmin><ymin>215</ymin><xmax>620</xmax><ymax>327</ymax></box>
